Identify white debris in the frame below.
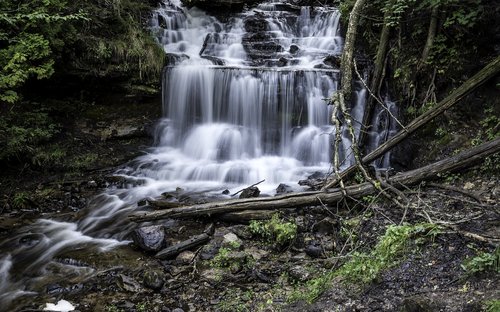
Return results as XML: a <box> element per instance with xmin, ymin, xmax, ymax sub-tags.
<box><xmin>43</xmin><ymin>299</ymin><xmax>75</xmax><ymax>311</ymax></box>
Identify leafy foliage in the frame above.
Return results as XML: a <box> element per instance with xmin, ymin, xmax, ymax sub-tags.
<box><xmin>0</xmin><ymin>110</ymin><xmax>60</xmax><ymax>161</ymax></box>
<box><xmin>249</xmin><ymin>214</ymin><xmax>298</xmax><ymax>247</ymax></box>
<box><xmin>0</xmin><ymin>0</ymin><xmax>164</xmax><ymax>105</ymax></box>
<box><xmin>0</xmin><ymin>0</ymin><xmax>88</xmax><ymax>103</ymax></box>
<box><xmin>461</xmin><ymin>248</ymin><xmax>500</xmax><ymax>275</ymax></box>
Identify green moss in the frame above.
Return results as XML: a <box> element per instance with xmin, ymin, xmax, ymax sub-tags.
<box><xmin>484</xmin><ymin>299</ymin><xmax>500</xmax><ymax>312</ymax></box>
<box><xmin>290</xmin><ymin>223</ymin><xmax>441</xmax><ymax>303</ymax></box>
<box><xmin>249</xmin><ymin>214</ymin><xmax>297</xmax><ymax>247</ymax></box>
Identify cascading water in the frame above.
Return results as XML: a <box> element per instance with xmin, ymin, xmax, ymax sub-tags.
<box><xmin>0</xmin><ymin>0</ymin><xmax>397</xmax><ymax>309</ymax></box>
<box><xmin>128</xmin><ymin>0</ymin><xmax>358</xmax><ymax>195</ymax></box>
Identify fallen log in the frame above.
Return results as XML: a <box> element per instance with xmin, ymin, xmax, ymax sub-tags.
<box><xmin>219</xmin><ymin>210</ymin><xmax>275</xmax><ymax>223</ymax></box>
<box><xmin>322</xmin><ymin>55</ymin><xmax>500</xmax><ymax>190</ymax></box>
<box><xmin>129</xmin><ymin>138</ymin><xmax>499</xmax><ymax>222</ymax></box>
<box><xmin>155</xmin><ymin>233</ymin><xmax>210</xmax><ymax>259</ymax></box>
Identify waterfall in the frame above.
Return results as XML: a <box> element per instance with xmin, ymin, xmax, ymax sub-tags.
<box><xmin>0</xmin><ymin>0</ymin><xmax>398</xmax><ymax>308</ymax></box>
<box><xmin>140</xmin><ymin>0</ymin><xmax>354</xmax><ymax>194</ymax></box>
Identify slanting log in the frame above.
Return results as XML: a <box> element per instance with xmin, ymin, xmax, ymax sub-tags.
<box><xmin>156</xmin><ymin>233</ymin><xmax>210</xmax><ymax>259</ymax></box>
<box><xmin>323</xmin><ymin>55</ymin><xmax>500</xmax><ymax>190</ymax></box>
<box><xmin>129</xmin><ymin>138</ymin><xmax>499</xmax><ymax>222</ymax></box>
<box><xmin>148</xmin><ymin>199</ymin><xmax>183</xmax><ymax>209</ymax></box>
<box><xmin>219</xmin><ymin>210</ymin><xmax>275</xmax><ymax>223</ymax></box>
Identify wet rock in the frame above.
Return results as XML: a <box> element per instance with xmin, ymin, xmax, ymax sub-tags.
<box><xmin>201</xmin><ymin>55</ymin><xmax>225</xmax><ymax>65</ymax></box>
<box><xmin>276</xmin><ymin>183</ymin><xmax>293</xmax><ymax>195</ymax></box>
<box><xmin>229</xmin><ymin>224</ymin><xmax>252</xmax><ymax>239</ymax></box>
<box><xmin>239</xmin><ymin>186</ymin><xmax>260</xmax><ymax>199</ymax></box>
<box><xmin>312</xmin><ymin>217</ymin><xmax>338</xmax><ymax>234</ymax></box>
<box><xmin>244</xmin><ymin>16</ymin><xmax>268</xmax><ymax>33</ymax></box>
<box><xmin>137</xmin><ymin>198</ymin><xmax>149</xmax><ymax>206</ymax></box>
<box><xmin>245</xmin><ymin>247</ymin><xmax>269</xmax><ymax>261</ymax></box>
<box><xmin>143</xmin><ymin>269</ymin><xmax>165</xmax><ymax>290</ymax></box>
<box><xmin>117</xmin><ymin>274</ymin><xmax>142</xmax><ymax>292</ymax></box>
<box><xmin>323</xmin><ymin>54</ymin><xmax>341</xmax><ymax>68</ymax></box>
<box><xmin>305</xmin><ymin>241</ymin><xmax>324</xmax><ymax>258</ymax></box>
<box><xmin>222</xmin><ymin>232</ymin><xmax>243</xmax><ymax>249</ymax></box>
<box><xmin>200</xmin><ymin>244</ymin><xmax>218</xmax><ymax>260</ymax></box>
<box><xmin>289</xmin><ymin>44</ymin><xmax>300</xmax><ymax>54</ymax></box>
<box><xmin>222</xmin><ymin>189</ymin><xmax>230</xmax><ymax>195</ymax></box>
<box><xmin>176</xmin><ymin>251</ymin><xmax>196</xmax><ymax>265</ymax></box>
<box><xmin>298</xmin><ymin>171</ymin><xmax>326</xmax><ymax>189</ymax></box>
<box><xmin>288</xmin><ymin>265</ymin><xmax>311</xmax><ymax>282</ymax></box>
<box><xmin>132</xmin><ymin>225</ymin><xmax>165</xmax><ymax>252</ymax></box>
<box><xmin>200</xmin><ymin>268</ymin><xmax>225</xmax><ymax>284</ymax></box>
<box><xmin>278</xmin><ymin>57</ymin><xmax>289</xmax><ymax>67</ymax></box>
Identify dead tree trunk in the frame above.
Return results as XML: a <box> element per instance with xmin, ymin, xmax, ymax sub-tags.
<box><xmin>323</xmin><ymin>55</ymin><xmax>500</xmax><ymax>190</ymax></box>
<box><xmin>129</xmin><ymin>138</ymin><xmax>499</xmax><ymax>222</ymax></box>
<box><xmin>340</xmin><ymin>0</ymin><xmax>366</xmax><ymax>103</ymax></box>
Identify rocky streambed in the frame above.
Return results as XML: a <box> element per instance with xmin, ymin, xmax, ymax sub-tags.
<box><xmin>2</xmin><ymin>164</ymin><xmax>498</xmax><ymax>311</ymax></box>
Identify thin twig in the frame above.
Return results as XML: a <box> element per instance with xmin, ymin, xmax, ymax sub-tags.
<box><xmin>231</xmin><ymin>179</ymin><xmax>265</xmax><ymax>197</ymax></box>
<box><xmin>353</xmin><ymin>59</ymin><xmax>406</xmax><ymax>130</ymax></box>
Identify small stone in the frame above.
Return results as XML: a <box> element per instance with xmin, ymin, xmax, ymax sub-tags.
<box><xmin>200</xmin><ymin>268</ymin><xmax>225</xmax><ymax>284</ymax></box>
<box><xmin>463</xmin><ymin>182</ymin><xmax>475</xmax><ymax>190</ymax></box>
<box><xmin>172</xmin><ymin>309</ymin><xmax>185</xmax><ymax>312</ymax></box>
<box><xmin>143</xmin><ymin>270</ymin><xmax>165</xmax><ymax>290</ymax></box>
<box><xmin>222</xmin><ymin>189</ymin><xmax>230</xmax><ymax>195</ymax></box>
<box><xmin>288</xmin><ymin>265</ymin><xmax>311</xmax><ymax>282</ymax></box>
<box><xmin>305</xmin><ymin>242</ymin><xmax>324</xmax><ymax>258</ymax></box>
<box><xmin>222</xmin><ymin>233</ymin><xmax>243</xmax><ymax>249</ymax></box>
<box><xmin>176</xmin><ymin>251</ymin><xmax>195</xmax><ymax>265</ymax></box>
<box><xmin>200</xmin><ymin>244</ymin><xmax>218</xmax><ymax>260</ymax></box>
<box><xmin>289</xmin><ymin>44</ymin><xmax>300</xmax><ymax>54</ymax></box>
<box><xmin>245</xmin><ymin>247</ymin><xmax>269</xmax><ymax>261</ymax></box>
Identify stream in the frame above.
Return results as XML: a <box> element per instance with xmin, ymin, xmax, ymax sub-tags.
<box><xmin>0</xmin><ymin>0</ymin><xmax>398</xmax><ymax>309</ymax></box>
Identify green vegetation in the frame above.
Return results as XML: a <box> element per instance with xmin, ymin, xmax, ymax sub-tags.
<box><xmin>249</xmin><ymin>214</ymin><xmax>297</xmax><ymax>247</ymax></box>
<box><xmin>0</xmin><ymin>0</ymin><xmax>163</xmax><ymax>104</ymax></box>
<box><xmin>12</xmin><ymin>192</ymin><xmax>31</xmax><ymax>209</ymax></box>
<box><xmin>339</xmin><ymin>0</ymin><xmax>497</xmax><ymax>115</ymax></box>
<box><xmin>484</xmin><ymin>299</ymin><xmax>500</xmax><ymax>312</ymax></box>
<box><xmin>462</xmin><ymin>248</ymin><xmax>500</xmax><ymax>275</ymax></box>
<box><xmin>0</xmin><ymin>0</ymin><xmax>164</xmax><ymax>167</ymax></box>
<box><xmin>0</xmin><ymin>110</ymin><xmax>60</xmax><ymax>162</ymax></box>
<box><xmin>210</xmin><ymin>245</ymin><xmax>254</xmax><ymax>272</ymax></box>
<box><xmin>290</xmin><ymin>223</ymin><xmax>441</xmax><ymax>303</ymax></box>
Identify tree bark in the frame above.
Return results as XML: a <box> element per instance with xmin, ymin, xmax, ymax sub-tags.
<box><xmin>358</xmin><ymin>4</ymin><xmax>393</xmax><ymax>147</ymax></box>
<box><xmin>340</xmin><ymin>0</ymin><xmax>367</xmax><ymax>103</ymax></box>
<box><xmin>129</xmin><ymin>138</ymin><xmax>500</xmax><ymax>222</ymax></box>
<box><xmin>322</xmin><ymin>55</ymin><xmax>500</xmax><ymax>190</ymax></box>
<box><xmin>421</xmin><ymin>5</ymin><xmax>439</xmax><ymax>64</ymax></box>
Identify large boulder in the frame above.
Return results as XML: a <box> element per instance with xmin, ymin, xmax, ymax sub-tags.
<box><xmin>132</xmin><ymin>225</ymin><xmax>166</xmax><ymax>252</ymax></box>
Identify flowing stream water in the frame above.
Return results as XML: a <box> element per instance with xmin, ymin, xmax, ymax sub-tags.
<box><xmin>0</xmin><ymin>0</ymin><xmax>398</xmax><ymax>309</ymax></box>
